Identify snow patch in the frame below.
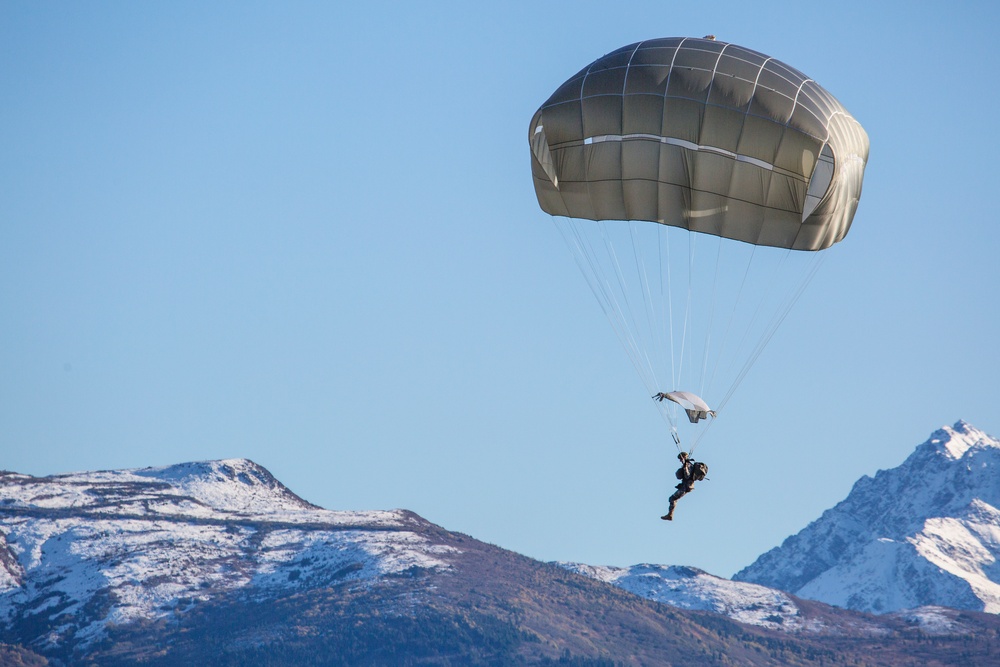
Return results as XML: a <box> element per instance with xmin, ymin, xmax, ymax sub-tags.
<box><xmin>890</xmin><ymin>606</ymin><xmax>963</xmax><ymax>634</ymax></box>
<box><xmin>559</xmin><ymin>563</ymin><xmax>813</xmax><ymax>631</ymax></box>
<box><xmin>0</xmin><ymin>460</ymin><xmax>454</xmax><ymax>649</ymax></box>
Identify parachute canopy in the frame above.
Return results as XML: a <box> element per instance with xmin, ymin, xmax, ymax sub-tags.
<box><xmin>530</xmin><ymin>38</ymin><xmax>869</xmax><ymax>451</ymax></box>
<box><xmin>529</xmin><ymin>37</ymin><xmax>869</xmax><ymax>251</ymax></box>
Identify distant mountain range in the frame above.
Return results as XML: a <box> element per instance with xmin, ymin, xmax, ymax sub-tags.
<box><xmin>1</xmin><ymin>423</ymin><xmax>1000</xmax><ymax>665</ymax></box>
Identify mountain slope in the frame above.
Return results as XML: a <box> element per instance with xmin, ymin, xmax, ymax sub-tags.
<box><xmin>0</xmin><ymin>459</ymin><xmax>458</xmax><ymax>655</ymax></box>
<box><xmin>558</xmin><ymin>563</ymin><xmax>820</xmax><ymax>631</ymax></box>
<box><xmin>734</xmin><ymin>421</ymin><xmax>1000</xmax><ymax>614</ymax></box>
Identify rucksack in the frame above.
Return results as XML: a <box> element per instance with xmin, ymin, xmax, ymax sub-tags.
<box><xmin>675</xmin><ymin>460</ymin><xmax>709</xmax><ymax>482</ymax></box>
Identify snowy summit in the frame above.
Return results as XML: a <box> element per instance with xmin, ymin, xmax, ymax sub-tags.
<box><xmin>734</xmin><ymin>421</ymin><xmax>1000</xmax><ymax>614</ymax></box>
<box><xmin>0</xmin><ymin>459</ymin><xmax>455</xmax><ymax>649</ymax></box>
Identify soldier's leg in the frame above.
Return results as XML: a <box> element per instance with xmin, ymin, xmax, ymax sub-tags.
<box><xmin>663</xmin><ymin>487</ymin><xmax>687</xmax><ymax>520</ymax></box>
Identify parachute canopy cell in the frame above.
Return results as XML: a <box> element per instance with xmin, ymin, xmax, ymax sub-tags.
<box><xmin>529</xmin><ymin>37</ymin><xmax>869</xmax><ymax>251</ymax></box>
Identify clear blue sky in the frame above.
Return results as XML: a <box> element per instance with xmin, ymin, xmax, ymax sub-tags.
<box><xmin>3</xmin><ymin>1</ymin><xmax>998</xmax><ymax>578</ymax></box>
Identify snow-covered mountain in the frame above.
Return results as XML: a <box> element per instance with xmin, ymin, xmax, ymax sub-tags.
<box><xmin>0</xmin><ymin>459</ymin><xmax>456</xmax><ymax>651</ymax></box>
<box><xmin>558</xmin><ymin>563</ymin><xmax>818</xmax><ymax>630</ymax></box>
<box><xmin>734</xmin><ymin>421</ymin><xmax>1000</xmax><ymax>614</ymax></box>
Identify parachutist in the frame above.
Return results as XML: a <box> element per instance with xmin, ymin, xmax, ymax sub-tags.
<box><xmin>652</xmin><ymin>392</ymin><xmax>669</xmax><ymax>402</ymax></box>
<box><xmin>661</xmin><ymin>451</ymin><xmax>708</xmax><ymax>521</ymax></box>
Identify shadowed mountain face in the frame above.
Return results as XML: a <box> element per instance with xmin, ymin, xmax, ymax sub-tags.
<box><xmin>735</xmin><ymin>422</ymin><xmax>1000</xmax><ymax>614</ymax></box>
<box><xmin>2</xmin><ymin>456</ymin><xmax>1000</xmax><ymax>665</ymax></box>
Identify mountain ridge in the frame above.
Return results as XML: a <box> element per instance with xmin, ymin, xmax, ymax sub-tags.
<box><xmin>733</xmin><ymin>421</ymin><xmax>1000</xmax><ymax>614</ymax></box>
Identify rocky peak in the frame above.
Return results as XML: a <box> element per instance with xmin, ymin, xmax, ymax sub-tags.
<box><xmin>734</xmin><ymin>421</ymin><xmax>1000</xmax><ymax>614</ymax></box>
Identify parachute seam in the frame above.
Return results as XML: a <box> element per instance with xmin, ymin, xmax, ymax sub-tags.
<box><xmin>664</xmin><ymin>37</ymin><xmax>689</xmax><ymax>95</ymax></box>
<box><xmin>786</xmin><ymin>78</ymin><xmax>815</xmax><ymax>129</ymax></box>
<box><xmin>621</xmin><ymin>41</ymin><xmax>646</xmax><ymax>97</ymax></box>
<box><xmin>619</xmin><ymin>43</ymin><xmax>648</xmax><ymax>224</ymax></box>
<box><xmin>741</xmin><ymin>55</ymin><xmax>774</xmax><ymax>133</ymax></box>
<box><xmin>700</xmin><ymin>42</ymin><xmax>734</xmax><ymax>145</ymax></box>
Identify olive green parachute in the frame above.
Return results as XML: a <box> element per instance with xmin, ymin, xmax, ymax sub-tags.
<box><xmin>529</xmin><ymin>37</ymin><xmax>868</xmax><ymax>451</ymax></box>
<box><xmin>529</xmin><ymin>37</ymin><xmax>869</xmax><ymax>251</ymax></box>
